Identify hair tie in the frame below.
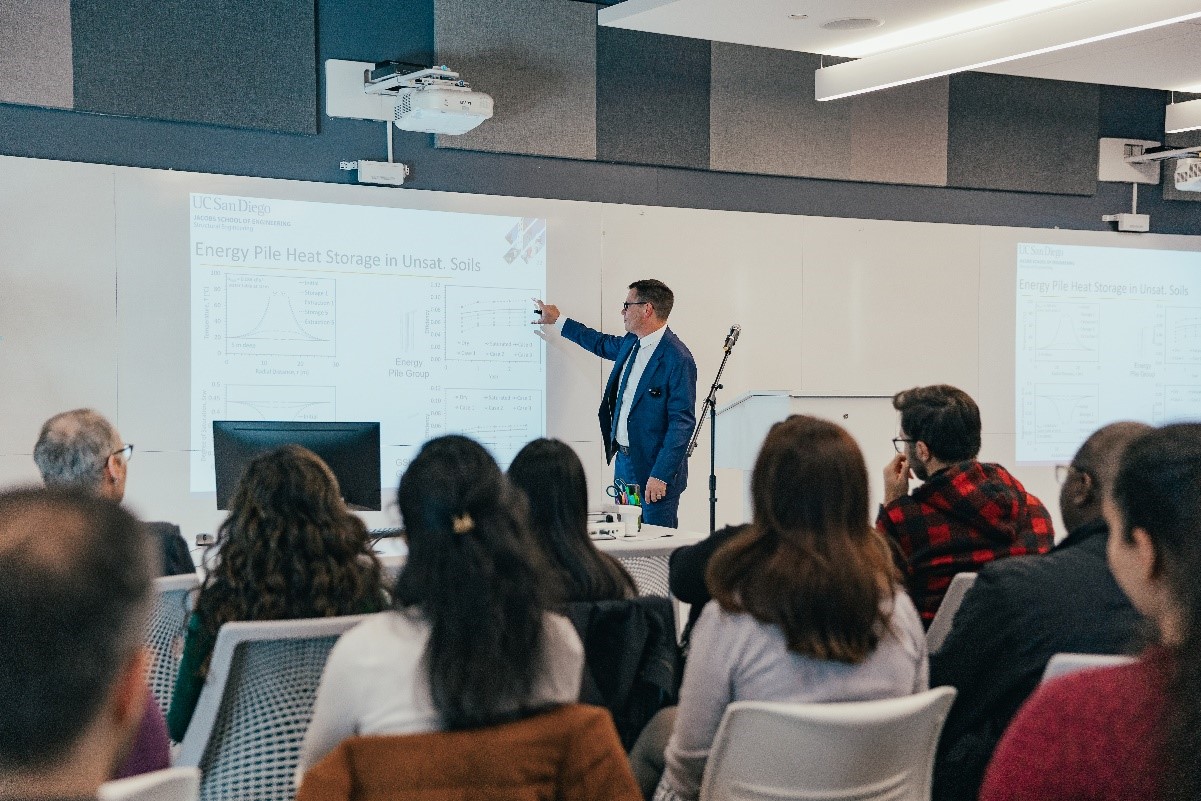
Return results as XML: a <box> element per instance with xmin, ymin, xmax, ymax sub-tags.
<box><xmin>452</xmin><ymin>513</ymin><xmax>475</xmax><ymax>535</ymax></box>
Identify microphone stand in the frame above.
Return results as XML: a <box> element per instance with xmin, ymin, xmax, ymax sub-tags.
<box><xmin>687</xmin><ymin>325</ymin><xmax>740</xmax><ymax>534</ymax></box>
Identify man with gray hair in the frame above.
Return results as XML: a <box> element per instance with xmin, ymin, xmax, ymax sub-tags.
<box><xmin>34</xmin><ymin>409</ymin><xmax>193</xmax><ymax>575</ymax></box>
<box><xmin>0</xmin><ymin>488</ymin><xmax>157</xmax><ymax>798</ymax></box>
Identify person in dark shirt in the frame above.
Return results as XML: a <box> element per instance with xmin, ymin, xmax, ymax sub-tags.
<box><xmin>931</xmin><ymin>421</ymin><xmax>1148</xmax><ymax>801</ymax></box>
<box><xmin>668</xmin><ymin>523</ymin><xmax>749</xmax><ymax>643</ymax></box>
<box><xmin>877</xmin><ymin>385</ymin><xmax>1054</xmax><ymax>625</ymax></box>
<box><xmin>509</xmin><ymin>438</ymin><xmax>636</xmax><ymax>603</ymax></box>
<box><xmin>0</xmin><ymin>489</ymin><xmax>156</xmax><ymax>801</ymax></box>
<box><xmin>34</xmin><ymin>408</ymin><xmax>194</xmax><ymax>576</ymax></box>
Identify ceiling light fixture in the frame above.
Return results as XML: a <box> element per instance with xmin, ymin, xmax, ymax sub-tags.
<box><xmin>816</xmin><ymin>0</ymin><xmax>1201</xmax><ymax>102</ymax></box>
<box><xmin>1166</xmin><ymin>98</ymin><xmax>1201</xmax><ymax>133</ymax></box>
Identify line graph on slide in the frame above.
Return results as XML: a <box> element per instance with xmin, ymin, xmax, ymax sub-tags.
<box><xmin>1166</xmin><ymin>307</ymin><xmax>1201</xmax><ymax>364</ymax></box>
<box><xmin>445</xmin><ymin>388</ymin><xmax>542</xmax><ymax>464</ymax></box>
<box><xmin>445</xmin><ymin>285</ymin><xmax>539</xmax><ymax>363</ymax></box>
<box><xmin>1033</xmin><ymin>302</ymin><xmax>1099</xmax><ymax>362</ymax></box>
<box><xmin>1025</xmin><ymin>384</ymin><xmax>1100</xmax><ymax>450</ymax></box>
<box><xmin>225</xmin><ymin>385</ymin><xmax>336</xmax><ymax>421</ymax></box>
<box><xmin>225</xmin><ymin>274</ymin><xmax>336</xmax><ymax>357</ymax></box>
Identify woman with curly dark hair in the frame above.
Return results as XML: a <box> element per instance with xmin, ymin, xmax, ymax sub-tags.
<box><xmin>166</xmin><ymin>445</ymin><xmax>387</xmax><ymax>741</ymax></box>
<box><xmin>508</xmin><ymin>438</ymin><xmax>636</xmax><ymax>603</ymax></box>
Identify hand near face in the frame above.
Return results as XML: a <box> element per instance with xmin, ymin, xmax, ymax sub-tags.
<box><xmin>883</xmin><ymin>453</ymin><xmax>911</xmax><ymax>505</ymax></box>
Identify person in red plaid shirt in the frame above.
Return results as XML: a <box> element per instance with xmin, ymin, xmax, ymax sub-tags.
<box><xmin>877</xmin><ymin>385</ymin><xmax>1054</xmax><ymax>626</ymax></box>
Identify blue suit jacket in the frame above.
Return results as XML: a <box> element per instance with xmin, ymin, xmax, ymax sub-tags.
<box><xmin>561</xmin><ymin>319</ymin><xmax>698</xmax><ymax>491</ymax></box>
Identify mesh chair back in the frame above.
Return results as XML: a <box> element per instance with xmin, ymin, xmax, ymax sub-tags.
<box><xmin>1041</xmin><ymin>652</ymin><xmax>1136</xmax><ymax>684</ymax></box>
<box><xmin>925</xmin><ymin>573</ymin><xmax>977</xmax><ymax>653</ymax></box>
<box><xmin>617</xmin><ymin>555</ymin><xmax>670</xmax><ymax>597</ymax></box>
<box><xmin>176</xmin><ymin>616</ymin><xmax>371</xmax><ymax>801</ymax></box>
<box><xmin>99</xmin><ymin>766</ymin><xmax>201</xmax><ymax>801</ymax></box>
<box><xmin>145</xmin><ymin>574</ymin><xmax>201</xmax><ymax>719</ymax></box>
<box><xmin>699</xmin><ymin>687</ymin><xmax>957</xmax><ymax>801</ymax></box>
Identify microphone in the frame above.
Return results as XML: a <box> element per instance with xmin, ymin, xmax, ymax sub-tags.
<box><xmin>723</xmin><ymin>324</ymin><xmax>741</xmax><ymax>352</ymax></box>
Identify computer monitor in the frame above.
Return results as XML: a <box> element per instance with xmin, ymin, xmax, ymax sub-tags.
<box><xmin>212</xmin><ymin>421</ymin><xmax>382</xmax><ymax>511</ymax></box>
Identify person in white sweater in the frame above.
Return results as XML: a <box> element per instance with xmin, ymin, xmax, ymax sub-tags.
<box><xmin>654</xmin><ymin>415</ymin><xmax>929</xmax><ymax>801</ymax></box>
<box><xmin>297</xmin><ymin>435</ymin><xmax>584</xmax><ymax>782</ymax></box>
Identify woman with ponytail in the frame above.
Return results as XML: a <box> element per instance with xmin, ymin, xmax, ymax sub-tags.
<box><xmin>654</xmin><ymin>416</ymin><xmax>928</xmax><ymax>801</ymax></box>
<box><xmin>297</xmin><ymin>435</ymin><xmax>585</xmax><ymax>774</ymax></box>
<box><xmin>982</xmin><ymin>422</ymin><xmax>1201</xmax><ymax>801</ymax></box>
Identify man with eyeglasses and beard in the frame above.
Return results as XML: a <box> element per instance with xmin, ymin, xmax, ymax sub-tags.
<box><xmin>878</xmin><ymin>385</ymin><xmax>1054</xmax><ymax>626</ymax></box>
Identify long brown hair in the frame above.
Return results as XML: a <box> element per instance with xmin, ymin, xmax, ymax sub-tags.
<box><xmin>194</xmin><ymin>445</ymin><xmax>386</xmax><ymax>675</ymax></box>
<box><xmin>707</xmin><ymin>415</ymin><xmax>899</xmax><ymax>663</ymax></box>
<box><xmin>1110</xmin><ymin>423</ymin><xmax>1201</xmax><ymax>801</ymax></box>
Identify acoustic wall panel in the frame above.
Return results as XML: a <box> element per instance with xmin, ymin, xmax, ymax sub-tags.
<box><xmin>710</xmin><ymin>44</ymin><xmax>849</xmax><ymax>181</ymax></box>
<box><xmin>947</xmin><ymin>72</ymin><xmax>1099</xmax><ymax>195</ymax></box>
<box><xmin>849</xmin><ymin>78</ymin><xmax>949</xmax><ymax>187</ymax></box>
<box><xmin>71</xmin><ymin>0</ymin><xmax>317</xmax><ymax>134</ymax></box>
<box><xmin>596</xmin><ymin>27</ymin><xmax>710</xmax><ymax>170</ymax></box>
<box><xmin>434</xmin><ymin>0</ymin><xmax>597</xmax><ymax>159</ymax></box>
<box><xmin>0</xmin><ymin>0</ymin><xmax>73</xmax><ymax>109</ymax></box>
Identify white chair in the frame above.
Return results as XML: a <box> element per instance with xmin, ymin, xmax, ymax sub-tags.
<box><xmin>699</xmin><ymin>687</ymin><xmax>957</xmax><ymax>801</ymax></box>
<box><xmin>99</xmin><ymin>767</ymin><xmax>201</xmax><ymax>801</ymax></box>
<box><xmin>145</xmin><ymin>573</ymin><xmax>201</xmax><ymax>719</ymax></box>
<box><xmin>176</xmin><ymin>616</ymin><xmax>370</xmax><ymax>801</ymax></box>
<box><xmin>1041</xmin><ymin>652</ymin><xmax>1136</xmax><ymax>683</ymax></box>
<box><xmin>925</xmin><ymin>573</ymin><xmax>977</xmax><ymax>653</ymax></box>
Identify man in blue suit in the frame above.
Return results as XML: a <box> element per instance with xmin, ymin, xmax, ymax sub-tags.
<box><xmin>535</xmin><ymin>279</ymin><xmax>697</xmax><ymax>528</ymax></box>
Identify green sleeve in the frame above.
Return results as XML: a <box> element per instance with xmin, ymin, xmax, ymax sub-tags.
<box><xmin>166</xmin><ymin>613</ymin><xmax>216</xmax><ymax>742</ymax></box>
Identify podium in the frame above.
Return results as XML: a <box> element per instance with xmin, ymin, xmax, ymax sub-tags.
<box><xmin>714</xmin><ymin>392</ymin><xmax>896</xmax><ymax>511</ymax></box>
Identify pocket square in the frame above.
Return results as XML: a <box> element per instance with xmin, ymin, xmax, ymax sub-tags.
<box><xmin>649</xmin><ymin>388</ymin><xmax>663</xmax><ymax>398</ymax></box>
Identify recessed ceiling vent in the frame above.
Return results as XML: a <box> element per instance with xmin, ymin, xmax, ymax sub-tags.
<box><xmin>820</xmin><ymin>17</ymin><xmax>883</xmax><ymax>31</ymax></box>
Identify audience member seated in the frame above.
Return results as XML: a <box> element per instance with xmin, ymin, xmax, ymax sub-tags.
<box><xmin>167</xmin><ymin>445</ymin><xmax>387</xmax><ymax>741</ymax></box>
<box><xmin>652</xmin><ymin>416</ymin><xmax>929</xmax><ymax>801</ymax></box>
<box><xmin>297</xmin><ymin>435</ymin><xmax>587</xmax><ymax>781</ymax></box>
<box><xmin>981</xmin><ymin>422</ymin><xmax>1201</xmax><ymax>801</ymax></box>
<box><xmin>509</xmin><ymin>437</ymin><xmax>636</xmax><ymax>602</ymax></box>
<box><xmin>34</xmin><ymin>408</ymin><xmax>194</xmax><ymax>576</ymax></box>
<box><xmin>0</xmin><ymin>488</ymin><xmax>156</xmax><ymax>800</ymax></box>
<box><xmin>877</xmin><ymin>385</ymin><xmax>1054</xmax><ymax>625</ymax></box>
<box><xmin>668</xmin><ymin>523</ymin><xmax>750</xmax><ymax>644</ymax></box>
<box><xmin>297</xmin><ymin>705</ymin><xmax>640</xmax><ymax>801</ymax></box>
<box><xmin>931</xmin><ymin>422</ymin><xmax>1147</xmax><ymax>801</ymax></box>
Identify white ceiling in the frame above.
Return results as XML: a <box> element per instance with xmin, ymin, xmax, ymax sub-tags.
<box><xmin>599</xmin><ymin>0</ymin><xmax>1201</xmax><ymax>93</ymax></box>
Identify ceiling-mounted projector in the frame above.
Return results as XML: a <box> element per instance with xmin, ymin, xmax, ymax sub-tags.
<box><xmin>364</xmin><ymin>63</ymin><xmax>492</xmax><ymax>135</ymax></box>
<box><xmin>1175</xmin><ymin>158</ymin><xmax>1201</xmax><ymax>192</ymax></box>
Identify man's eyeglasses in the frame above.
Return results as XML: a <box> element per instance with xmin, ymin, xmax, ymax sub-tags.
<box><xmin>111</xmin><ymin>444</ymin><xmax>134</xmax><ymax>462</ymax></box>
<box><xmin>892</xmin><ymin>437</ymin><xmax>915</xmax><ymax>454</ymax></box>
<box><xmin>621</xmin><ymin>301</ymin><xmax>650</xmax><ymax>312</ymax></box>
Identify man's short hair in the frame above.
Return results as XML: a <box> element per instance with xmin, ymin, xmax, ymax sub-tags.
<box><xmin>893</xmin><ymin>385</ymin><xmax>982</xmax><ymax>462</ymax></box>
<box><xmin>0</xmin><ymin>488</ymin><xmax>153</xmax><ymax>771</ymax></box>
<box><xmin>33</xmin><ymin>409</ymin><xmax>120</xmax><ymax>492</ymax></box>
<box><xmin>629</xmin><ymin>279</ymin><xmax>674</xmax><ymax>320</ymax></box>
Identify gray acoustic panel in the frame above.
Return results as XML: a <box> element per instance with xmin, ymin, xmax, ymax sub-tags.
<box><xmin>947</xmin><ymin>72</ymin><xmax>1099</xmax><ymax>195</ymax></box>
<box><xmin>0</xmin><ymin>0</ymin><xmax>73</xmax><ymax>109</ymax></box>
<box><xmin>434</xmin><ymin>0</ymin><xmax>596</xmax><ymax>158</ymax></box>
<box><xmin>597</xmin><ymin>27</ymin><xmax>709</xmax><ymax>170</ymax></box>
<box><xmin>1164</xmin><ymin>129</ymin><xmax>1201</xmax><ymax>203</ymax></box>
<box><xmin>710</xmin><ymin>44</ymin><xmax>848</xmax><ymax>180</ymax></box>
<box><xmin>71</xmin><ymin>0</ymin><xmax>316</xmax><ymax>134</ymax></box>
<box><xmin>850</xmin><ymin>78</ymin><xmax>949</xmax><ymax>187</ymax></box>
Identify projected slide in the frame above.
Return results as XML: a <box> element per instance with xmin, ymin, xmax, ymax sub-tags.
<box><xmin>190</xmin><ymin>194</ymin><xmax>547</xmax><ymax>491</ymax></box>
<box><xmin>1016</xmin><ymin>243</ymin><xmax>1201</xmax><ymax>463</ymax></box>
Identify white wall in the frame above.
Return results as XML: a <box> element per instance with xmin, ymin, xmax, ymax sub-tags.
<box><xmin>3</xmin><ymin>155</ymin><xmax>1200</xmax><ymax>539</ymax></box>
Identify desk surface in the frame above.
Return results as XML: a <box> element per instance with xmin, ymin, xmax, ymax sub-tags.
<box><xmin>373</xmin><ymin>525</ymin><xmax>707</xmax><ymax>561</ymax></box>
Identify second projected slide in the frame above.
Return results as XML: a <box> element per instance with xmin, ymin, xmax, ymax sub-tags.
<box><xmin>1016</xmin><ymin>243</ymin><xmax>1201</xmax><ymax>463</ymax></box>
<box><xmin>190</xmin><ymin>194</ymin><xmax>547</xmax><ymax>491</ymax></box>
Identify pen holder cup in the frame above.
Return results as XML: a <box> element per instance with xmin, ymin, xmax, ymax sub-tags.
<box><xmin>615</xmin><ymin>504</ymin><xmax>642</xmax><ymax>536</ymax></box>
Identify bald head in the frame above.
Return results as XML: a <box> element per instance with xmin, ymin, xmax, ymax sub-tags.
<box><xmin>33</xmin><ymin>409</ymin><xmax>125</xmax><ymax>500</ymax></box>
<box><xmin>0</xmin><ymin>488</ymin><xmax>152</xmax><ymax>775</ymax></box>
<box><xmin>1060</xmin><ymin>421</ymin><xmax>1153</xmax><ymax>533</ymax></box>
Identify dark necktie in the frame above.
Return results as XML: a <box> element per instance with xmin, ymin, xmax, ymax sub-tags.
<box><xmin>611</xmin><ymin>340</ymin><xmax>640</xmax><ymax>443</ymax></box>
